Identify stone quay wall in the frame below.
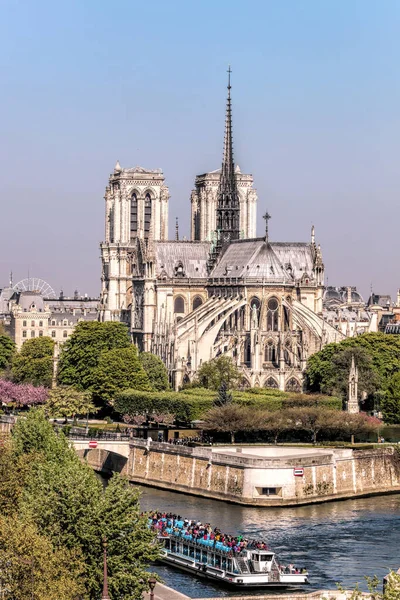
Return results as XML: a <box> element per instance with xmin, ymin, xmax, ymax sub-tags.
<box><xmin>80</xmin><ymin>438</ymin><xmax>400</xmax><ymax>506</ymax></box>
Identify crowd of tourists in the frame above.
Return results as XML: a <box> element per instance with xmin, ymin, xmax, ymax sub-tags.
<box><xmin>149</xmin><ymin>512</ymin><xmax>270</xmax><ymax>554</ymax></box>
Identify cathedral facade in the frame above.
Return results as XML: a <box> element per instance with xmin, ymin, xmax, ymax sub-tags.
<box><xmin>100</xmin><ymin>76</ymin><xmax>343</xmax><ymax>390</ymax></box>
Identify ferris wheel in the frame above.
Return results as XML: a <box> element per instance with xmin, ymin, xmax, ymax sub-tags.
<box><xmin>13</xmin><ymin>278</ymin><xmax>57</xmax><ymax>299</ymax></box>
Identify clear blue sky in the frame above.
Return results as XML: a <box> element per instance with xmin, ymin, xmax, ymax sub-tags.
<box><xmin>1</xmin><ymin>0</ymin><xmax>399</xmax><ymax>299</ymax></box>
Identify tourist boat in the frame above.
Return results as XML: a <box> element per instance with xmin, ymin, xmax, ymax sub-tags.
<box><xmin>152</xmin><ymin>518</ymin><xmax>309</xmax><ymax>589</ymax></box>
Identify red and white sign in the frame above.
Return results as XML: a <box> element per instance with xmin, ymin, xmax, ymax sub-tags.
<box><xmin>293</xmin><ymin>468</ymin><xmax>304</xmax><ymax>477</ymax></box>
<box><xmin>88</xmin><ymin>440</ymin><xmax>98</xmax><ymax>449</ymax></box>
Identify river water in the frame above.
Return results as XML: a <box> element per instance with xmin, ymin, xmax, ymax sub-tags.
<box><xmin>138</xmin><ymin>486</ymin><xmax>400</xmax><ymax>598</ymax></box>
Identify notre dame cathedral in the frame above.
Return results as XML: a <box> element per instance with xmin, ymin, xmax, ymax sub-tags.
<box><xmin>100</xmin><ymin>73</ymin><xmax>343</xmax><ymax>390</ymax></box>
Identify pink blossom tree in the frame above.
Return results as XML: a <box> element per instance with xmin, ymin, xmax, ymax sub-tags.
<box><xmin>0</xmin><ymin>379</ymin><xmax>48</xmax><ymax>408</ymax></box>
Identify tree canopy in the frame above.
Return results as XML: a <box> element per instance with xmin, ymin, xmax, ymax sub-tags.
<box><xmin>0</xmin><ymin>333</ymin><xmax>15</xmax><ymax>373</ymax></box>
<box><xmin>11</xmin><ymin>337</ymin><xmax>54</xmax><ymax>387</ymax></box>
<box><xmin>195</xmin><ymin>356</ymin><xmax>241</xmax><ymax>390</ymax></box>
<box><xmin>45</xmin><ymin>386</ymin><xmax>96</xmax><ymax>419</ymax></box>
<box><xmin>140</xmin><ymin>352</ymin><xmax>169</xmax><ymax>391</ymax></box>
<box><xmin>0</xmin><ymin>409</ymin><xmax>158</xmax><ymax>599</ymax></box>
<box><xmin>57</xmin><ymin>321</ymin><xmax>130</xmax><ymax>390</ymax></box>
<box><xmin>305</xmin><ymin>333</ymin><xmax>400</xmax><ymax>397</ymax></box>
<box><xmin>92</xmin><ymin>346</ymin><xmax>151</xmax><ymax>405</ymax></box>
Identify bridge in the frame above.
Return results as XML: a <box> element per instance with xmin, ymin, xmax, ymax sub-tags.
<box><xmin>70</xmin><ymin>434</ymin><xmax>132</xmax><ymax>475</ymax></box>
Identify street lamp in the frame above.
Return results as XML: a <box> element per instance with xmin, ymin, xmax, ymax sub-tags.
<box><xmin>148</xmin><ymin>576</ymin><xmax>157</xmax><ymax>600</ymax></box>
<box><xmin>101</xmin><ymin>537</ymin><xmax>110</xmax><ymax>600</ymax></box>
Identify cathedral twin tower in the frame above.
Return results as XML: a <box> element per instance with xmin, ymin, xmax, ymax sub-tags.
<box><xmin>100</xmin><ymin>73</ymin><xmax>258</xmax><ymax>321</ymax></box>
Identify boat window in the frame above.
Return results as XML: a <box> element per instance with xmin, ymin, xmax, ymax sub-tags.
<box><xmin>227</xmin><ymin>559</ymin><xmax>232</xmax><ymax>572</ymax></box>
<box><xmin>260</xmin><ymin>554</ymin><xmax>273</xmax><ymax>561</ymax></box>
<box><xmin>215</xmin><ymin>555</ymin><xmax>221</xmax><ymax>568</ymax></box>
<box><xmin>171</xmin><ymin>541</ymin><xmax>176</xmax><ymax>552</ymax></box>
<box><xmin>189</xmin><ymin>547</ymin><xmax>195</xmax><ymax>558</ymax></box>
<box><xmin>252</xmin><ymin>554</ymin><xmax>259</xmax><ymax>561</ymax></box>
<box><xmin>222</xmin><ymin>558</ymin><xmax>227</xmax><ymax>570</ymax></box>
<box><xmin>195</xmin><ymin>549</ymin><xmax>201</xmax><ymax>561</ymax></box>
<box><xmin>165</xmin><ymin>539</ymin><xmax>170</xmax><ymax>549</ymax></box>
<box><xmin>183</xmin><ymin>545</ymin><xmax>189</xmax><ymax>556</ymax></box>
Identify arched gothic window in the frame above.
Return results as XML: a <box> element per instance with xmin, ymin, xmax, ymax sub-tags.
<box><xmin>267</xmin><ymin>297</ymin><xmax>279</xmax><ymax>331</ymax></box>
<box><xmin>265</xmin><ymin>377</ymin><xmax>278</xmax><ymax>389</ymax></box>
<box><xmin>193</xmin><ymin>296</ymin><xmax>203</xmax><ymax>311</ymax></box>
<box><xmin>264</xmin><ymin>340</ymin><xmax>277</xmax><ymax>363</ymax></box>
<box><xmin>144</xmin><ymin>193</ymin><xmax>152</xmax><ymax>237</ymax></box>
<box><xmin>286</xmin><ymin>377</ymin><xmax>301</xmax><ymax>392</ymax></box>
<box><xmin>130</xmin><ymin>193</ymin><xmax>138</xmax><ymax>236</ymax></box>
<box><xmin>174</xmin><ymin>296</ymin><xmax>185</xmax><ymax>314</ymax></box>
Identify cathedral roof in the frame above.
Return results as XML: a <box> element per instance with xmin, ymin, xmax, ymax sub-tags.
<box><xmin>156</xmin><ymin>241</ymin><xmax>211</xmax><ymax>279</ymax></box>
<box><xmin>210</xmin><ymin>239</ymin><xmax>316</xmax><ymax>282</ymax></box>
<box><xmin>210</xmin><ymin>238</ymin><xmax>293</xmax><ymax>281</ymax></box>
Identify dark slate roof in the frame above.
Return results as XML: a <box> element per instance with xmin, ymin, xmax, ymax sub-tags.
<box><xmin>15</xmin><ymin>291</ymin><xmax>45</xmax><ymax>311</ymax></box>
<box><xmin>270</xmin><ymin>242</ymin><xmax>315</xmax><ymax>280</ymax></box>
<box><xmin>211</xmin><ymin>239</ymin><xmax>292</xmax><ymax>281</ymax></box>
<box><xmin>156</xmin><ymin>241</ymin><xmax>211</xmax><ymax>279</ymax></box>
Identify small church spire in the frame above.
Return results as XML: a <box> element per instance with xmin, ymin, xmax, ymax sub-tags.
<box><xmin>175</xmin><ymin>217</ymin><xmax>179</xmax><ymax>241</ymax></box>
<box><xmin>311</xmin><ymin>224</ymin><xmax>315</xmax><ymax>245</ymax></box>
<box><xmin>347</xmin><ymin>354</ymin><xmax>359</xmax><ymax>414</ymax></box>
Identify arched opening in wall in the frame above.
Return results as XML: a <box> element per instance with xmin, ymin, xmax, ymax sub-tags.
<box><xmin>174</xmin><ymin>296</ymin><xmax>185</xmax><ymax>315</ymax></box>
<box><xmin>267</xmin><ymin>297</ymin><xmax>279</xmax><ymax>331</ymax></box>
<box><xmin>144</xmin><ymin>193</ymin><xmax>152</xmax><ymax>237</ymax></box>
<box><xmin>286</xmin><ymin>377</ymin><xmax>301</xmax><ymax>392</ymax></box>
<box><xmin>264</xmin><ymin>340</ymin><xmax>277</xmax><ymax>364</ymax></box>
<box><xmin>130</xmin><ymin>193</ymin><xmax>138</xmax><ymax>237</ymax></box>
<box><xmin>284</xmin><ymin>341</ymin><xmax>291</xmax><ymax>365</ymax></box>
<box><xmin>264</xmin><ymin>377</ymin><xmax>278</xmax><ymax>389</ymax></box>
<box><xmin>193</xmin><ymin>296</ymin><xmax>203</xmax><ymax>311</ymax></box>
<box><xmin>194</xmin><ymin>210</ymin><xmax>201</xmax><ymax>241</ymax></box>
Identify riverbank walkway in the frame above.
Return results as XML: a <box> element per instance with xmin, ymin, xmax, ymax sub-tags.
<box><xmin>143</xmin><ymin>582</ymin><xmax>369</xmax><ymax>600</ymax></box>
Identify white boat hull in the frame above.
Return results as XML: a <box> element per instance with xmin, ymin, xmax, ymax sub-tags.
<box><xmin>159</xmin><ymin>552</ymin><xmax>308</xmax><ymax>589</ymax></box>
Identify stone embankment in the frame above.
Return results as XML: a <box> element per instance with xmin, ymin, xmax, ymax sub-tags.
<box><xmin>143</xmin><ymin>582</ymin><xmax>369</xmax><ymax>600</ymax></box>
<box><xmin>77</xmin><ymin>438</ymin><xmax>400</xmax><ymax>506</ymax></box>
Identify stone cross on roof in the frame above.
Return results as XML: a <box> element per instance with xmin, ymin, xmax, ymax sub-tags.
<box><xmin>263</xmin><ymin>211</ymin><xmax>271</xmax><ymax>242</ymax></box>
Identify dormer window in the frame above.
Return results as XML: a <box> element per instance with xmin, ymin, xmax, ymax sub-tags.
<box><xmin>174</xmin><ymin>261</ymin><xmax>185</xmax><ymax>277</ymax></box>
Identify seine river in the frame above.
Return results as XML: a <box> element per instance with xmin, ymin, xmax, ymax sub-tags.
<box><xmin>138</xmin><ymin>487</ymin><xmax>400</xmax><ymax>598</ymax></box>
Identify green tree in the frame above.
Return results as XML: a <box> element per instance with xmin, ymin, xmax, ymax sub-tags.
<box><xmin>305</xmin><ymin>333</ymin><xmax>400</xmax><ymax>399</ymax></box>
<box><xmin>257</xmin><ymin>410</ymin><xmax>294</xmax><ymax>444</ymax></box>
<box><xmin>92</xmin><ymin>346</ymin><xmax>151</xmax><ymax>405</ymax></box>
<box><xmin>11</xmin><ymin>337</ymin><xmax>54</xmax><ymax>387</ymax></box>
<box><xmin>203</xmin><ymin>403</ymin><xmax>253</xmax><ymax>443</ymax></box>
<box><xmin>0</xmin><ymin>333</ymin><xmax>15</xmax><ymax>373</ymax></box>
<box><xmin>196</xmin><ymin>356</ymin><xmax>240</xmax><ymax>391</ymax></box>
<box><xmin>8</xmin><ymin>410</ymin><xmax>158</xmax><ymax>600</ymax></box>
<box><xmin>57</xmin><ymin>321</ymin><xmax>130</xmax><ymax>390</ymax></box>
<box><xmin>213</xmin><ymin>381</ymin><xmax>233</xmax><ymax>406</ymax></box>
<box><xmin>294</xmin><ymin>407</ymin><xmax>338</xmax><ymax>443</ymax></box>
<box><xmin>0</xmin><ymin>514</ymin><xmax>85</xmax><ymax>600</ymax></box>
<box><xmin>45</xmin><ymin>386</ymin><xmax>97</xmax><ymax>420</ymax></box>
<box><xmin>140</xmin><ymin>352</ymin><xmax>169</xmax><ymax>391</ymax></box>
<box><xmin>382</xmin><ymin>372</ymin><xmax>400</xmax><ymax>423</ymax></box>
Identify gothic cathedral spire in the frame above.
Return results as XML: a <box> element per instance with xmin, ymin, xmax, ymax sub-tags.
<box><xmin>216</xmin><ymin>66</ymin><xmax>240</xmax><ymax>244</ymax></box>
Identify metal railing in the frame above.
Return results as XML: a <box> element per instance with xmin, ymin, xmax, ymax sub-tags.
<box><xmin>66</xmin><ymin>432</ymin><xmax>131</xmax><ymax>441</ymax></box>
